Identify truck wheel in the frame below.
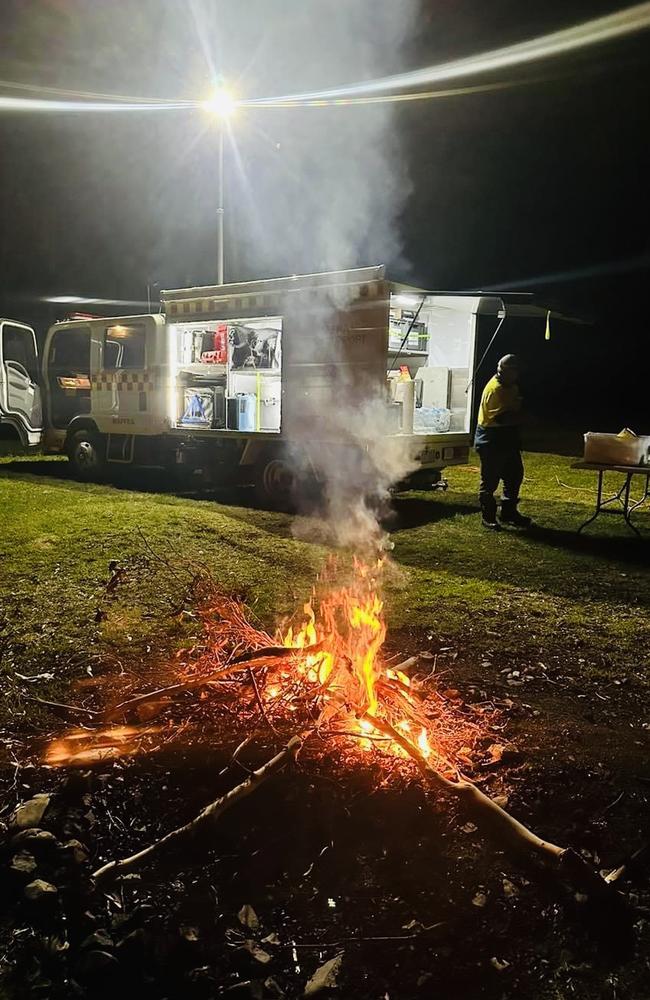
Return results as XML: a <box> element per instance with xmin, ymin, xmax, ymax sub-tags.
<box><xmin>68</xmin><ymin>429</ymin><xmax>105</xmax><ymax>482</ymax></box>
<box><xmin>254</xmin><ymin>456</ymin><xmax>299</xmax><ymax>511</ymax></box>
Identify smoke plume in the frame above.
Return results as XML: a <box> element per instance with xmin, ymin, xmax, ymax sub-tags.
<box><xmin>230</xmin><ymin>1</ymin><xmax>421</xmax><ymax>549</ymax></box>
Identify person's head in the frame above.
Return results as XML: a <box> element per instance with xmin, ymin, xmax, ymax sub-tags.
<box><xmin>497</xmin><ymin>354</ymin><xmax>519</xmax><ymax>386</ymax></box>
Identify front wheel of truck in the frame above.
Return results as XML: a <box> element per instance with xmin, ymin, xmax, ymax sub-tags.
<box><xmin>68</xmin><ymin>429</ymin><xmax>106</xmax><ymax>482</ymax></box>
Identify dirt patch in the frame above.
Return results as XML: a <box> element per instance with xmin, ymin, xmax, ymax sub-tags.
<box><xmin>1</xmin><ymin>629</ymin><xmax>649</xmax><ymax>1000</ymax></box>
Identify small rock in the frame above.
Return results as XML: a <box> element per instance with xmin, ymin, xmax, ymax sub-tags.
<box><xmin>9</xmin><ymin>851</ymin><xmax>37</xmax><ymax>878</ymax></box>
<box><xmin>62</xmin><ymin>839</ymin><xmax>89</xmax><ymax>864</ymax></box>
<box><xmin>10</xmin><ymin>794</ymin><xmax>51</xmax><ymax>830</ymax></box>
<box><xmin>264</xmin><ymin>977</ymin><xmax>285</xmax><ymax>998</ymax></box>
<box><xmin>11</xmin><ymin>829</ymin><xmax>59</xmax><ymax>855</ymax></box>
<box><xmin>238</xmin><ymin>903</ymin><xmax>260</xmax><ymax>931</ymax></box>
<box><xmin>304</xmin><ymin>952</ymin><xmax>344</xmax><ymax>996</ymax></box>
<box><xmin>460</xmin><ymin>822</ymin><xmax>478</xmax><ymax>834</ymax></box>
<box><xmin>472</xmin><ymin>891</ymin><xmax>488</xmax><ymax>908</ymax></box>
<box><xmin>491</xmin><ymin>956</ymin><xmax>510</xmax><ymax>972</ymax></box>
<box><xmin>10</xmin><ymin>851</ymin><xmax>38</xmax><ymax>878</ymax></box>
<box><xmin>492</xmin><ymin>794</ymin><xmax>509</xmax><ymax>808</ymax></box>
<box><xmin>503</xmin><ymin>878</ymin><xmax>519</xmax><ymax>898</ymax></box>
<box><xmin>180</xmin><ymin>925</ymin><xmax>200</xmax><ymax>942</ymax></box>
<box><xmin>24</xmin><ymin>879</ymin><xmax>58</xmax><ymax>902</ymax></box>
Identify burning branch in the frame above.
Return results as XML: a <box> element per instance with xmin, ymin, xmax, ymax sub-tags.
<box><xmin>92</xmin><ymin>735</ymin><xmax>303</xmax><ymax>885</ymax></box>
<box><xmin>364</xmin><ymin>713</ymin><xmax>631</xmax><ymax>913</ymax></box>
<box><xmin>103</xmin><ymin>645</ymin><xmax>322</xmax><ymax>723</ymax></box>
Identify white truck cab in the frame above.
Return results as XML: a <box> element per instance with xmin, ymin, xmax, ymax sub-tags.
<box><xmin>0</xmin><ymin>319</ymin><xmax>43</xmax><ymax>449</ymax></box>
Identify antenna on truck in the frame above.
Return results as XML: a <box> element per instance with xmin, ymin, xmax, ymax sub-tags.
<box><xmin>465</xmin><ymin>297</ymin><xmax>507</xmax><ymax>395</ymax></box>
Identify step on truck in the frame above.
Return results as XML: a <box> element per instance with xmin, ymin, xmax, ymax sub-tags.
<box><xmin>2</xmin><ymin>266</ymin><xmax>520</xmax><ymax>506</ymax></box>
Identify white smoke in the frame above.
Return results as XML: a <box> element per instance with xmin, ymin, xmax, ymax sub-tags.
<box><xmin>284</xmin><ymin>281</ymin><xmax>420</xmax><ymax>552</ymax></box>
<box><xmin>238</xmin><ymin>1</ymin><xmax>422</xmax><ymax>550</ymax></box>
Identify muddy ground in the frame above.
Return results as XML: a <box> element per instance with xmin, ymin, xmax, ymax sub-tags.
<box><xmin>1</xmin><ymin>627</ymin><xmax>649</xmax><ymax>1000</ymax></box>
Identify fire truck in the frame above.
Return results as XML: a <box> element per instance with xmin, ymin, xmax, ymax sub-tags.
<box><xmin>0</xmin><ymin>266</ymin><xmax>529</xmax><ymax>506</ymax></box>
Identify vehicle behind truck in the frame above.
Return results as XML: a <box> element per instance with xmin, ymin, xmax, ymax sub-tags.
<box><xmin>3</xmin><ymin>266</ymin><xmax>508</xmax><ymax>506</ymax></box>
<box><xmin>0</xmin><ymin>319</ymin><xmax>42</xmax><ymax>451</ymax></box>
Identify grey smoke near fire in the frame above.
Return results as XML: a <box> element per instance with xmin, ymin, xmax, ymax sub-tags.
<box><xmin>237</xmin><ymin>2</ymin><xmax>421</xmax><ymax>549</ymax></box>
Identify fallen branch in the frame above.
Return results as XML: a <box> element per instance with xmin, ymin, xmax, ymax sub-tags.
<box><xmin>364</xmin><ymin>713</ymin><xmax>629</xmax><ymax>910</ymax></box>
<box><xmin>24</xmin><ymin>695</ymin><xmax>98</xmax><ymax>719</ymax></box>
<box><xmin>91</xmin><ymin>736</ymin><xmax>303</xmax><ymax>885</ymax></box>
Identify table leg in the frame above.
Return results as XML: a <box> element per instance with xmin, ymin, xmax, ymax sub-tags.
<box><xmin>577</xmin><ymin>470</ymin><xmax>604</xmax><ymax>533</ymax></box>
<box><xmin>625</xmin><ymin>473</ymin><xmax>650</xmax><ymax>536</ymax></box>
<box><xmin>620</xmin><ymin>474</ymin><xmax>642</xmax><ymax>537</ymax></box>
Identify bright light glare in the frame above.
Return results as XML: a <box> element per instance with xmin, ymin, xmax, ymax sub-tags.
<box><xmin>202</xmin><ymin>88</ymin><xmax>236</xmax><ymax>118</ymax></box>
<box><xmin>393</xmin><ymin>294</ymin><xmax>422</xmax><ymax>308</ymax></box>
<box><xmin>46</xmin><ymin>295</ymin><xmax>148</xmax><ymax>306</ymax></box>
<box><xmin>245</xmin><ymin>1</ymin><xmax>650</xmax><ymax>106</ymax></box>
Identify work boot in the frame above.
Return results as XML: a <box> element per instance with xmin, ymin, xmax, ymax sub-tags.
<box><xmin>480</xmin><ymin>498</ymin><xmax>500</xmax><ymax>531</ymax></box>
<box><xmin>500</xmin><ymin>503</ymin><xmax>531</xmax><ymax>528</ymax></box>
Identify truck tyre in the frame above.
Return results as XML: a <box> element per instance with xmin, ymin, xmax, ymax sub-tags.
<box><xmin>68</xmin><ymin>429</ymin><xmax>106</xmax><ymax>482</ymax></box>
<box><xmin>254</xmin><ymin>455</ymin><xmax>300</xmax><ymax>511</ymax></box>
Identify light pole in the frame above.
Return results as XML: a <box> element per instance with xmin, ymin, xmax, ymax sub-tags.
<box><xmin>202</xmin><ymin>88</ymin><xmax>236</xmax><ymax>286</ymax></box>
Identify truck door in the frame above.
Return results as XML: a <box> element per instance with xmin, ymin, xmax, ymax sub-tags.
<box><xmin>46</xmin><ymin>324</ymin><xmax>91</xmax><ymax>428</ymax></box>
<box><xmin>0</xmin><ymin>320</ymin><xmax>43</xmax><ymax>447</ymax></box>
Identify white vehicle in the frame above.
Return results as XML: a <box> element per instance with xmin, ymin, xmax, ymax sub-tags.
<box><xmin>2</xmin><ymin>266</ymin><xmax>540</xmax><ymax>505</ymax></box>
<box><xmin>0</xmin><ymin>319</ymin><xmax>43</xmax><ymax>449</ymax></box>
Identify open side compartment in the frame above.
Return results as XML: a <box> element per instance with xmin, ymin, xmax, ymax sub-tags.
<box><xmin>387</xmin><ymin>293</ymin><xmax>475</xmax><ymax>436</ymax></box>
<box><xmin>171</xmin><ymin>317</ymin><xmax>282</xmax><ymax>433</ymax></box>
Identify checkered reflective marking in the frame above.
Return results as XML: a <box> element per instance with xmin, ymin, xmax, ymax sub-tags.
<box><xmin>91</xmin><ymin>370</ymin><xmax>154</xmax><ymax>392</ymax></box>
<box><xmin>165</xmin><ymin>281</ymin><xmax>382</xmax><ymax>317</ymax></box>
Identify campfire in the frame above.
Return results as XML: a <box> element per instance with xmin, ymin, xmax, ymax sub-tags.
<box><xmin>45</xmin><ymin>556</ymin><xmax>481</xmax><ymax>775</ymax></box>
<box><xmin>40</xmin><ymin>555</ymin><xmax>628</xmax><ymax>920</ymax></box>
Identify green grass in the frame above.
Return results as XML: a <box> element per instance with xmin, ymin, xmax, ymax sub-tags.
<box><xmin>389</xmin><ymin>453</ymin><xmax>650</xmax><ymax>664</ymax></box>
<box><xmin>0</xmin><ymin>451</ymin><xmax>648</xmax><ymax>723</ymax></box>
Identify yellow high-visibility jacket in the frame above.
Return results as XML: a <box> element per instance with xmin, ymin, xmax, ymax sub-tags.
<box><xmin>477</xmin><ymin>375</ymin><xmax>522</xmax><ymax>429</ymax></box>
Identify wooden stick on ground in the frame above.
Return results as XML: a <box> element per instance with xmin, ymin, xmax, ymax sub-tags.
<box><xmin>364</xmin><ymin>713</ymin><xmax>628</xmax><ymax>907</ymax></box>
<box><xmin>92</xmin><ymin>736</ymin><xmax>302</xmax><ymax>885</ymax></box>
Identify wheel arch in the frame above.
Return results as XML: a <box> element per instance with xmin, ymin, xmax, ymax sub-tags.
<box><xmin>64</xmin><ymin>416</ymin><xmax>102</xmax><ymax>453</ymax></box>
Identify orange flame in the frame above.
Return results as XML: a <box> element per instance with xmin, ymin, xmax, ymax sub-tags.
<box><xmin>272</xmin><ymin>559</ymin><xmax>451</xmax><ymax>764</ymax></box>
<box><xmin>44</xmin><ymin>558</ymin><xmax>483</xmax><ymax>773</ymax></box>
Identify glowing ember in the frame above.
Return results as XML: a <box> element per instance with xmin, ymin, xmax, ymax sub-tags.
<box><xmin>45</xmin><ymin>725</ymin><xmax>162</xmax><ymax>767</ymax></box>
<box><xmin>44</xmin><ymin>558</ymin><xmax>485</xmax><ymax>773</ymax></box>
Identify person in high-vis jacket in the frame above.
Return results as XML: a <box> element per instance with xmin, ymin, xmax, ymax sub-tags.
<box><xmin>474</xmin><ymin>354</ymin><xmax>531</xmax><ymax>530</ymax></box>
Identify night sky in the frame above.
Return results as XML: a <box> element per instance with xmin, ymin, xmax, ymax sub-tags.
<box><xmin>1</xmin><ymin>0</ymin><xmax>648</xmax><ymax>434</ymax></box>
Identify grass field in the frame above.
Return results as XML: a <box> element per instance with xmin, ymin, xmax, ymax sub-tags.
<box><xmin>1</xmin><ymin>451</ymin><xmax>648</xmax><ymax>707</ymax></box>
<box><xmin>2</xmin><ymin>452</ymin><xmax>650</xmax><ymax>1000</ymax></box>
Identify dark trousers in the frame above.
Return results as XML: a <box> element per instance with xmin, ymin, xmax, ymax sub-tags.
<box><xmin>476</xmin><ymin>442</ymin><xmax>524</xmax><ymax>520</ymax></box>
